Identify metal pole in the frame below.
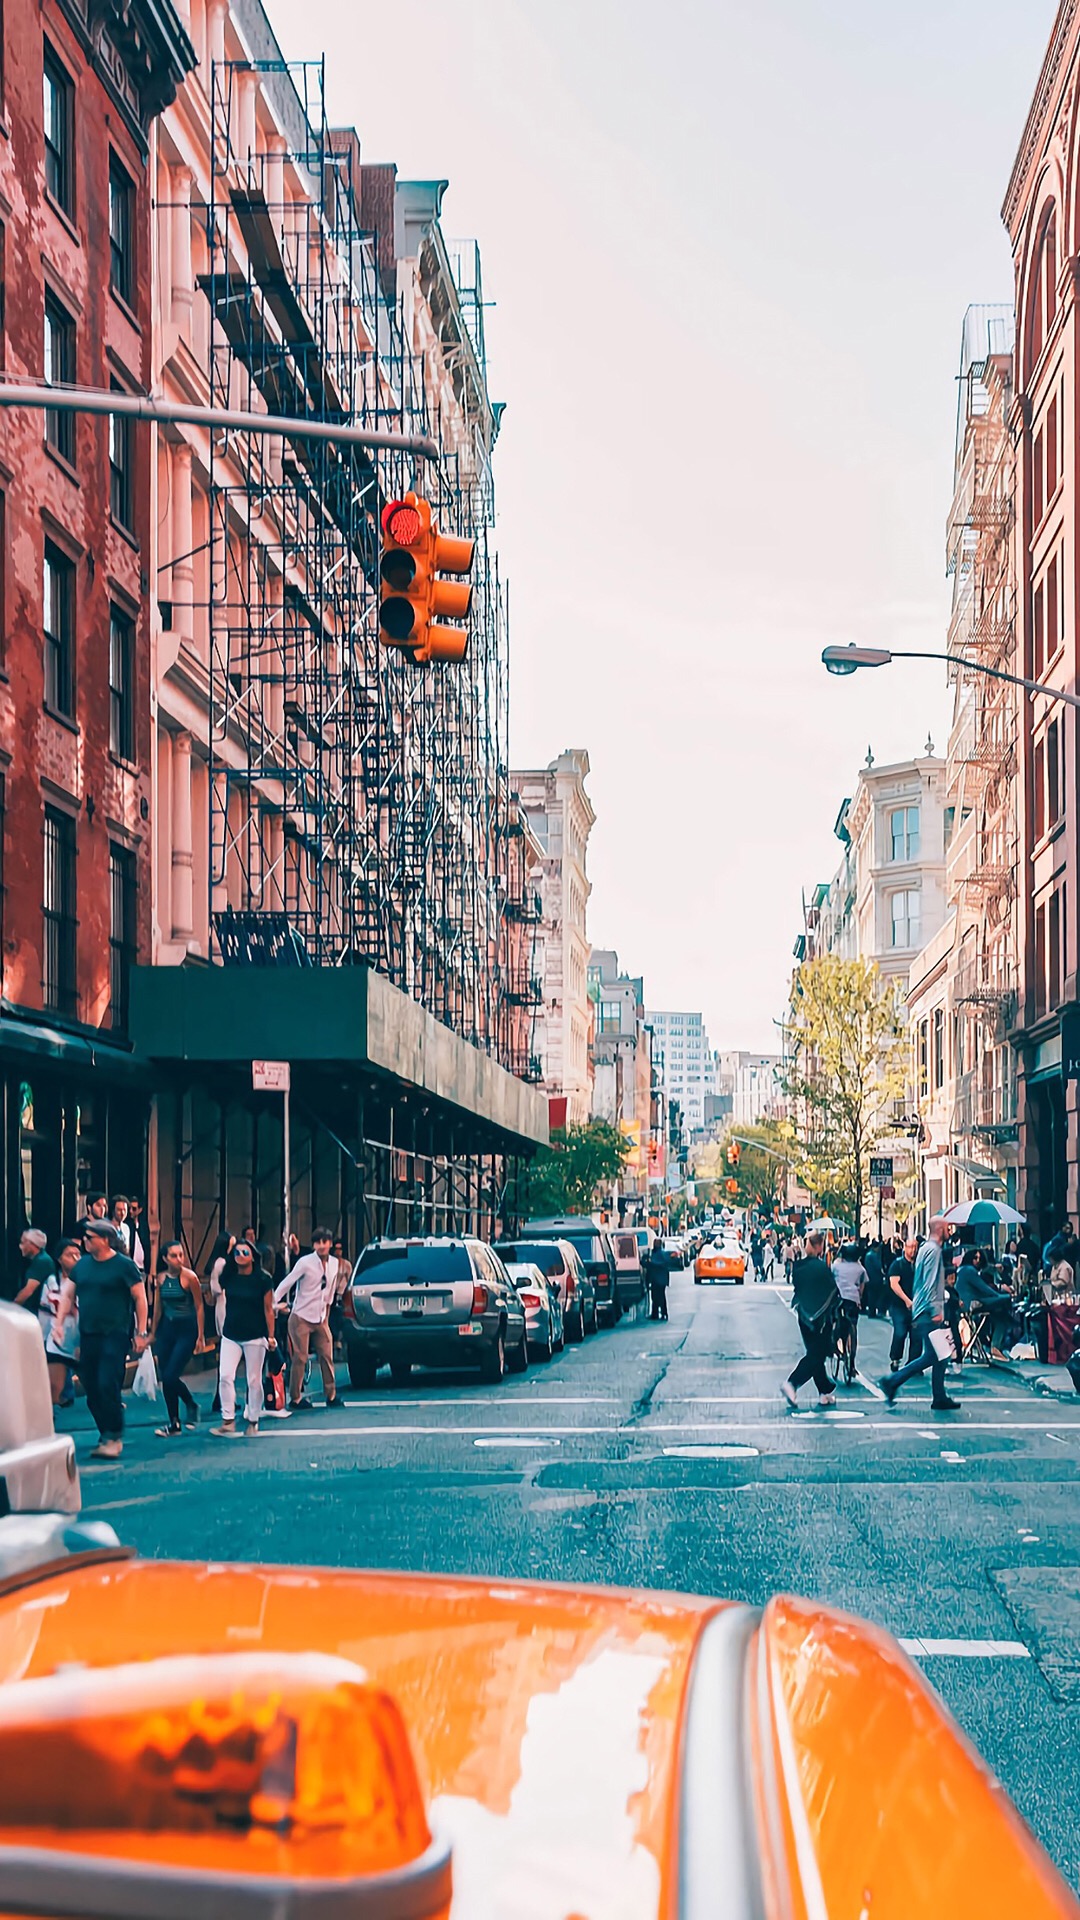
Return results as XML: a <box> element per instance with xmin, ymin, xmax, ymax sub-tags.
<box><xmin>890</xmin><ymin>649</ymin><xmax>1080</xmax><ymax>714</ymax></box>
<box><xmin>283</xmin><ymin>1084</ymin><xmax>292</xmax><ymax>1268</ymax></box>
<box><xmin>0</xmin><ymin>380</ymin><xmax>441</xmax><ymax>461</ymax></box>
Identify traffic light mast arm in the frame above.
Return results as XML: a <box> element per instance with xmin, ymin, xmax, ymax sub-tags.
<box><xmin>0</xmin><ymin>380</ymin><xmax>441</xmax><ymax>460</ymax></box>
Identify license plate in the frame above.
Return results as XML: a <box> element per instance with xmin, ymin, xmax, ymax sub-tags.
<box><xmin>399</xmin><ymin>1294</ymin><xmax>423</xmax><ymax>1312</ymax></box>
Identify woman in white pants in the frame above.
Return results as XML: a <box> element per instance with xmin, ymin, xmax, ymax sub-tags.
<box><xmin>212</xmin><ymin>1240</ymin><xmax>275</xmax><ymax>1437</ymax></box>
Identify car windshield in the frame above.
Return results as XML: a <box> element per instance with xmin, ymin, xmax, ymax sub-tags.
<box><xmin>355</xmin><ymin>1245</ymin><xmax>472</xmax><ymax>1284</ymax></box>
<box><xmin>500</xmin><ymin>1242</ymin><xmax>564</xmax><ymax>1274</ymax></box>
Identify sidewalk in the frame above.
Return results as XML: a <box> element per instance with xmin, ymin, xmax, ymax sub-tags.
<box><xmin>855</xmin><ymin>1310</ymin><xmax>1078</xmax><ymax>1402</ymax></box>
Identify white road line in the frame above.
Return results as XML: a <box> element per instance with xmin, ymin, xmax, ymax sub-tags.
<box><xmin>900</xmin><ymin>1638</ymin><xmax>1030</xmax><ymax>1659</ymax></box>
<box><xmin>856</xmin><ymin>1371</ymin><xmax>887</xmax><ymax>1400</ymax></box>
<box><xmin>473</xmin><ymin>1437</ymin><xmax>562</xmax><ymax>1448</ymax></box>
<box><xmin>663</xmin><ymin>1444</ymin><xmax>760</xmax><ymax>1459</ymax></box>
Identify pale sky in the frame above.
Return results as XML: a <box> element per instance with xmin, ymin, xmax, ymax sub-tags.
<box><xmin>273</xmin><ymin>0</ymin><xmax>1055</xmax><ymax>1051</ymax></box>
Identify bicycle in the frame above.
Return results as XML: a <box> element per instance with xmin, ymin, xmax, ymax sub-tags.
<box><xmin>825</xmin><ymin>1298</ymin><xmax>858</xmax><ymax>1387</ymax></box>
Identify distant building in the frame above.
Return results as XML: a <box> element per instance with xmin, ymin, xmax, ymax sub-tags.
<box><xmin>513</xmin><ymin>751</ymin><xmax>595</xmax><ymax>1126</ymax></box>
<box><xmin>716</xmin><ymin>1052</ymin><xmax>784</xmax><ymax>1129</ymax></box>
<box><xmin>588</xmin><ymin>949</ymin><xmax>652</xmax><ymax>1205</ymax></box>
<box><xmin>646</xmin><ymin>1009</ymin><xmax>713</xmax><ymax>1134</ymax></box>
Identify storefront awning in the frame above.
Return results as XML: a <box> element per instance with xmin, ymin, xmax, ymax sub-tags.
<box><xmin>130</xmin><ymin>963</ymin><xmax>549</xmax><ymax>1152</ymax></box>
<box><xmin>946</xmin><ymin>1154</ymin><xmax>1005</xmax><ymax>1193</ymax></box>
<box><xmin>0</xmin><ymin>1007</ymin><xmax>150</xmax><ymax>1082</ymax></box>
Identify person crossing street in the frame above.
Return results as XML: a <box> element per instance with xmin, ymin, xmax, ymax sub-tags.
<box><xmin>879</xmin><ymin>1217</ymin><xmax>960</xmax><ymax>1412</ymax></box>
<box><xmin>646</xmin><ymin>1238</ymin><xmax>670</xmax><ymax>1320</ymax></box>
<box><xmin>781</xmin><ymin>1230</ymin><xmax>840</xmax><ymax>1411</ymax></box>
<box><xmin>273</xmin><ymin>1229</ymin><xmax>347</xmax><ymax>1411</ymax></box>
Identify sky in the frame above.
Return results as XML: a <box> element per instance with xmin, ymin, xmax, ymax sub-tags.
<box><xmin>272</xmin><ymin>0</ymin><xmax>1056</xmax><ymax>1051</ymax></box>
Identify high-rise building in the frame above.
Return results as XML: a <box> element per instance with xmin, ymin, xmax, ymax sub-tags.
<box><xmin>646</xmin><ymin>1010</ymin><xmax>712</xmax><ymax>1135</ymax></box>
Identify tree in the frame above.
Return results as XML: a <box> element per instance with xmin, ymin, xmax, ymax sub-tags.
<box><xmin>517</xmin><ymin>1121</ymin><xmax>630</xmax><ymax>1218</ymax></box>
<box><xmin>784</xmin><ymin>954</ymin><xmax>908</xmax><ymax>1238</ymax></box>
<box><xmin>719</xmin><ymin>1120</ymin><xmax>795</xmax><ymax>1215</ymax></box>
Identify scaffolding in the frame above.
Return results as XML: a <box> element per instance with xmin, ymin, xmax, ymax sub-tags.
<box><xmin>200</xmin><ymin>56</ymin><xmax>530</xmax><ymax>1069</ymax></box>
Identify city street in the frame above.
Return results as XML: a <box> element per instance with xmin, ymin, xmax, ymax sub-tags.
<box><xmin>65</xmin><ymin>1271</ymin><xmax>1080</xmax><ymax>1888</ymax></box>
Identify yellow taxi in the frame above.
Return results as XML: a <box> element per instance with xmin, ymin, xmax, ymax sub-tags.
<box><xmin>694</xmin><ymin>1234</ymin><xmax>747</xmax><ymax>1284</ymax></box>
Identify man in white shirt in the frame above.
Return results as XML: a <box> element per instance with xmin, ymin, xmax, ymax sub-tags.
<box><xmin>272</xmin><ymin>1228</ymin><xmax>346</xmax><ymax>1411</ymax></box>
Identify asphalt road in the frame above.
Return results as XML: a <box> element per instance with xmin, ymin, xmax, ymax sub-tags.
<box><xmin>64</xmin><ymin>1272</ymin><xmax>1080</xmax><ymax>1888</ymax></box>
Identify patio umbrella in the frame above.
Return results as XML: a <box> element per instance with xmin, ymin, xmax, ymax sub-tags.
<box><xmin>941</xmin><ymin>1199</ymin><xmax>1025</xmax><ymax>1228</ymax></box>
<box><xmin>807</xmin><ymin>1216</ymin><xmax>850</xmax><ymax>1235</ymax></box>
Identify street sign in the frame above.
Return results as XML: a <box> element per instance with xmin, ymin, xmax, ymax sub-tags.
<box><xmin>253</xmin><ymin>1060</ymin><xmax>291</xmax><ymax>1092</ymax></box>
<box><xmin>870</xmin><ymin>1156</ymin><xmax>894</xmax><ymax>1189</ymax></box>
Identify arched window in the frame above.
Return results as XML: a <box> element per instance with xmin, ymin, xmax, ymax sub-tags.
<box><xmin>1029</xmin><ymin>208</ymin><xmax>1058</xmax><ymax>373</ymax></box>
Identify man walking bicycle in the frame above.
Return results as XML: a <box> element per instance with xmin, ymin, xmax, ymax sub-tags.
<box><xmin>879</xmin><ymin>1217</ymin><xmax>960</xmax><ymax>1413</ymax></box>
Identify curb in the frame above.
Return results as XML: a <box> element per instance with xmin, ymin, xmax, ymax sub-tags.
<box><xmin>985</xmin><ymin>1357</ymin><xmax>1077</xmax><ymax>1403</ymax></box>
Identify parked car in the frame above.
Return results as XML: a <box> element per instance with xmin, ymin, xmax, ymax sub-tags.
<box><xmin>695</xmin><ymin>1236</ymin><xmax>747</xmax><ymax>1284</ymax></box>
<box><xmin>632</xmin><ymin>1225</ymin><xmax>655</xmax><ymax>1265</ymax></box>
<box><xmin>497</xmin><ymin>1237</ymin><xmax>596</xmax><ymax>1340</ymax></box>
<box><xmin>611</xmin><ymin>1229</ymin><xmax>646</xmax><ymax>1310</ymax></box>
<box><xmin>0</xmin><ymin>1301</ymin><xmax>78</xmax><ymax>1515</ymax></box>
<box><xmin>660</xmin><ymin>1235</ymin><xmax>688</xmax><ymax>1269</ymax></box>
<box><xmin>504</xmin><ymin>1262</ymin><xmax>563</xmax><ymax>1361</ymax></box>
<box><xmin>346</xmin><ymin>1238</ymin><xmax>528</xmax><ymax>1386</ymax></box>
<box><xmin>523</xmin><ymin>1218</ymin><xmax>621</xmax><ymax>1325</ymax></box>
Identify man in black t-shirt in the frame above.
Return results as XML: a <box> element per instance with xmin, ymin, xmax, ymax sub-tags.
<box><xmin>781</xmin><ymin>1230</ymin><xmax>840</xmax><ymax>1409</ymax></box>
<box><xmin>887</xmin><ymin>1238</ymin><xmax>918</xmax><ymax>1370</ymax></box>
<box><xmin>11</xmin><ymin>1229</ymin><xmax>55</xmax><ymax>1309</ymax></box>
<box><xmin>65</xmin><ymin>1220</ymin><xmax>149</xmax><ymax>1460</ymax></box>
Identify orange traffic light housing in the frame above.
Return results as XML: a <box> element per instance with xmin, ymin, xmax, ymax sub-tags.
<box><xmin>727</xmin><ymin>1142</ymin><xmax>741</xmax><ymax>1168</ymax></box>
<box><xmin>379</xmin><ymin>493</ymin><xmax>474</xmax><ymax>665</ymax></box>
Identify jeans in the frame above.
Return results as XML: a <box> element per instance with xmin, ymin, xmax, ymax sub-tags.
<box><xmin>888</xmin><ymin>1300</ymin><xmax>913</xmax><ymax>1365</ymax></box>
<box><xmin>156</xmin><ymin>1314</ymin><xmax>199</xmax><ymax>1426</ymax></box>
<box><xmin>219</xmin><ymin>1336</ymin><xmax>267</xmax><ymax>1424</ymax></box>
<box><xmin>288</xmin><ymin>1312</ymin><xmax>335</xmax><ymax>1401</ymax></box>
<box><xmin>79</xmin><ymin>1329</ymin><xmax>129</xmax><ymax>1441</ymax></box>
<box><xmin>888</xmin><ymin>1313</ymin><xmax>950</xmax><ymax>1403</ymax></box>
<box><xmin>649</xmin><ymin>1282</ymin><xmax>668</xmax><ymax>1321</ymax></box>
<box><xmin>788</xmin><ymin>1319</ymin><xmax>832</xmax><ymax>1394</ymax></box>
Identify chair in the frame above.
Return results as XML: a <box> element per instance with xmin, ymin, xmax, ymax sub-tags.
<box><xmin>959</xmin><ymin>1308</ymin><xmax>993</xmax><ymax>1364</ymax></box>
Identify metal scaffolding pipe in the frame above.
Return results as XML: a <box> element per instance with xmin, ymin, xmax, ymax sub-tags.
<box><xmin>0</xmin><ymin>380</ymin><xmax>440</xmax><ymax>460</ymax></box>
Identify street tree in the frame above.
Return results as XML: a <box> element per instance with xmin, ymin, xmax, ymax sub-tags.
<box><xmin>518</xmin><ymin>1121</ymin><xmax>630</xmax><ymax>1218</ymax></box>
<box><xmin>719</xmin><ymin>1120</ymin><xmax>795</xmax><ymax>1215</ymax></box>
<box><xmin>784</xmin><ymin>954</ymin><xmax>907</xmax><ymax>1237</ymax></box>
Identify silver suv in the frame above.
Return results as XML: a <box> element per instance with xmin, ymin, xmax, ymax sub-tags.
<box><xmin>346</xmin><ymin>1237</ymin><xmax>528</xmax><ymax>1387</ymax></box>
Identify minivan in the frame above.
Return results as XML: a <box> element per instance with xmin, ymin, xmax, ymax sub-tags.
<box><xmin>523</xmin><ymin>1217</ymin><xmax>621</xmax><ymax>1325</ymax></box>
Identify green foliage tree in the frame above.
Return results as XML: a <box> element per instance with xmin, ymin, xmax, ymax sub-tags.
<box><xmin>721</xmin><ymin>1120</ymin><xmax>795</xmax><ymax>1215</ymax></box>
<box><xmin>518</xmin><ymin>1120</ymin><xmax>630</xmax><ymax>1218</ymax></box>
<box><xmin>784</xmin><ymin>954</ymin><xmax>908</xmax><ymax>1237</ymax></box>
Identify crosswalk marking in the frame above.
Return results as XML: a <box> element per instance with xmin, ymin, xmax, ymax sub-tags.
<box><xmin>900</xmin><ymin>1638</ymin><xmax>1030</xmax><ymax>1659</ymax></box>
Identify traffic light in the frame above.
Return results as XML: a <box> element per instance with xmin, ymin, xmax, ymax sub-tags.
<box><xmin>727</xmin><ymin>1142</ymin><xmax>741</xmax><ymax>1168</ymax></box>
<box><xmin>379</xmin><ymin>494</ymin><xmax>474</xmax><ymax>665</ymax></box>
<box><xmin>726</xmin><ymin>1178</ymin><xmax>739</xmax><ymax>1196</ymax></box>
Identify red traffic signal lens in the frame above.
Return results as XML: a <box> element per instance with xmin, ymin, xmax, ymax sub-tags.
<box><xmin>383</xmin><ymin>501</ymin><xmax>423</xmax><ymax>546</ymax></box>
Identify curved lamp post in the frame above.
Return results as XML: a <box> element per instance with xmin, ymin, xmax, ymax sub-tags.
<box><xmin>821</xmin><ymin>644</ymin><xmax>1080</xmax><ymax>714</ymax></box>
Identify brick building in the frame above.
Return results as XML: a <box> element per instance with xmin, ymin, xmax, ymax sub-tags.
<box><xmin>0</xmin><ymin>0</ymin><xmax>192</xmax><ymax>1254</ymax></box>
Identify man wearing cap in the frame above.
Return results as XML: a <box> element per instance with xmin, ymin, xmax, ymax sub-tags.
<box><xmin>11</xmin><ymin>1228</ymin><xmax>55</xmax><ymax>1309</ymax></box>
<box><xmin>61</xmin><ymin>1219</ymin><xmax>149</xmax><ymax>1460</ymax></box>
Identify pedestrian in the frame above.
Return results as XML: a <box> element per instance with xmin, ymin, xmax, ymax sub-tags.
<box><xmin>863</xmin><ymin>1240</ymin><xmax>887</xmax><ymax>1318</ymax></box>
<box><xmin>781</xmin><ymin>1229</ymin><xmax>840</xmax><ymax>1410</ymax></box>
<box><xmin>11</xmin><ymin>1228</ymin><xmax>56</xmax><ymax>1311</ymax></box>
<box><xmin>646</xmin><ymin>1238</ymin><xmax>670</xmax><ymax>1320</ymax></box>
<box><xmin>151</xmin><ymin>1241</ymin><xmax>209</xmax><ymax>1437</ymax></box>
<box><xmin>831</xmin><ymin>1242</ymin><xmax>867</xmax><ymax>1366</ymax></box>
<box><xmin>955</xmin><ymin>1248</ymin><xmax>1014</xmax><ymax>1360</ymax></box>
<box><xmin>127</xmin><ymin>1198</ymin><xmax>150</xmax><ymax>1275</ymax></box>
<box><xmin>272</xmin><ymin>1228</ymin><xmax>347</xmax><ymax>1411</ymax></box>
<box><xmin>57</xmin><ymin>1219</ymin><xmax>149</xmax><ymax>1460</ymax></box>
<box><xmin>880</xmin><ymin>1217</ymin><xmax>960</xmax><ymax>1412</ymax></box>
<box><xmin>887</xmin><ymin>1237</ymin><xmax>918</xmax><ymax>1370</ymax></box>
<box><xmin>75</xmin><ymin>1192</ymin><xmax>109</xmax><ymax>1239</ymax></box>
<box><xmin>206</xmin><ymin>1229</ymin><xmax>234</xmax><ymax>1414</ymax></box>
<box><xmin>212</xmin><ymin>1240</ymin><xmax>276</xmax><ymax>1438</ymax></box>
<box><xmin>39</xmin><ymin>1238</ymin><xmax>81</xmax><ymax>1406</ymax></box>
<box><xmin>110</xmin><ymin>1196</ymin><xmax>133</xmax><ymax>1255</ymax></box>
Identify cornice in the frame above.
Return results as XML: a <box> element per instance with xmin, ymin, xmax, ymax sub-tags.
<box><xmin>1002</xmin><ymin>0</ymin><xmax>1078</xmax><ymax>234</ymax></box>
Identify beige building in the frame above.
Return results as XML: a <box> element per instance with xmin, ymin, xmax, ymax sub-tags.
<box><xmin>588</xmin><ymin>949</ymin><xmax>652</xmax><ymax>1205</ymax></box>
<box><xmin>513</xmin><ymin>751</ymin><xmax>595</xmax><ymax>1125</ymax></box>
<box><xmin>798</xmin><ymin>753</ymin><xmax>948</xmax><ymax>979</ymax></box>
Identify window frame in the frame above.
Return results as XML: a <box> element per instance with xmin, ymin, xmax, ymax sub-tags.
<box><xmin>43</xmin><ymin>537</ymin><xmax>75</xmax><ymax>718</ymax></box>
<box><xmin>42</xmin><ymin>803</ymin><xmax>77</xmax><ymax>1017</ymax></box>
<box><xmin>109</xmin><ymin>602</ymin><xmax>135</xmax><ymax>761</ymax></box>
<box><xmin>109</xmin><ymin>385</ymin><xmax>134</xmax><ymax>532</ymax></box>
<box><xmin>890</xmin><ymin>888</ymin><xmax>920</xmax><ymax>951</ymax></box>
<box><xmin>108</xmin><ymin>153</ymin><xmax>135</xmax><ymax>308</ymax></box>
<box><xmin>108</xmin><ymin>840</ymin><xmax>137</xmax><ymax>1031</ymax></box>
<box><xmin>42</xmin><ymin>42</ymin><xmax>74</xmax><ymax>216</ymax></box>
<box><xmin>888</xmin><ymin>804</ymin><xmax>920</xmax><ymax>863</ymax></box>
<box><xmin>43</xmin><ymin>289</ymin><xmax>76</xmax><ymax>465</ymax></box>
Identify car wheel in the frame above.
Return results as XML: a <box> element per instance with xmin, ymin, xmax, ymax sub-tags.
<box><xmin>694</xmin><ymin>1276</ymin><xmax>702</xmax><ymax>1285</ymax></box>
<box><xmin>589</xmin><ymin>1305</ymin><xmax>599</xmax><ymax>1334</ymax></box>
<box><xmin>567</xmin><ymin>1309</ymin><xmax>584</xmax><ymax>1342</ymax></box>
<box><xmin>508</xmin><ymin>1327</ymin><xmax>529</xmax><ymax>1373</ymax></box>
<box><xmin>389</xmin><ymin>1361</ymin><xmax>412</xmax><ymax>1387</ymax></box>
<box><xmin>480</xmin><ymin>1329</ymin><xmax>506</xmax><ymax>1383</ymax></box>
<box><xmin>347</xmin><ymin>1351</ymin><xmax>378</xmax><ymax>1390</ymax></box>
<box><xmin>535</xmin><ymin>1325</ymin><xmax>554</xmax><ymax>1363</ymax></box>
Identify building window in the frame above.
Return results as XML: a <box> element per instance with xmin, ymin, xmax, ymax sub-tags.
<box><xmin>43</xmin><ymin>44</ymin><xmax>73</xmax><ymax>215</ymax></box>
<box><xmin>933</xmin><ymin>1006</ymin><xmax>944</xmax><ymax>1091</ymax></box>
<box><xmin>889</xmin><ymin>805</ymin><xmax>920</xmax><ymax>862</ymax></box>
<box><xmin>109</xmin><ymin>842</ymin><xmax>136</xmax><ymax>1031</ymax></box>
<box><xmin>42</xmin><ymin>805</ymin><xmax>77</xmax><ymax>1016</ymax></box>
<box><xmin>109</xmin><ymin>388</ymin><xmax>134</xmax><ymax>531</ymax></box>
<box><xmin>1047</xmin><ymin>717</ymin><xmax>1062</xmax><ymax>829</ymax></box>
<box><xmin>1034</xmin><ymin>734</ymin><xmax>1046</xmax><ymax>841</ymax></box>
<box><xmin>108</xmin><ymin>156</ymin><xmax>134</xmax><ymax>306</ymax></box>
<box><xmin>1048</xmin><ymin>887</ymin><xmax>1063</xmax><ymax>1013</ymax></box>
<box><xmin>598</xmin><ymin>1000</ymin><xmax>621</xmax><ymax>1035</ymax></box>
<box><xmin>43</xmin><ymin>540</ymin><xmax>74</xmax><ymax>717</ymax></box>
<box><xmin>44</xmin><ymin>291</ymin><xmax>75</xmax><ymax>463</ymax></box>
<box><xmin>917</xmin><ymin>1020</ymin><xmax>929</xmax><ymax>1101</ymax></box>
<box><xmin>890</xmin><ymin>889</ymin><xmax>920</xmax><ymax>950</ymax></box>
<box><xmin>109</xmin><ymin>605</ymin><xmax>134</xmax><ymax>760</ymax></box>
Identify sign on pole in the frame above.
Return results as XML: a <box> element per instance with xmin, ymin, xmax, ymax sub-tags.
<box><xmin>870</xmin><ymin>1156</ymin><xmax>894</xmax><ymax>1190</ymax></box>
<box><xmin>252</xmin><ymin>1061</ymin><xmax>291</xmax><ymax>1093</ymax></box>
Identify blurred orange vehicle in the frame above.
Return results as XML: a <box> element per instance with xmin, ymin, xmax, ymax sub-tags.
<box><xmin>695</xmin><ymin>1235</ymin><xmax>747</xmax><ymax>1284</ymax></box>
<box><xmin>1</xmin><ymin>1305</ymin><xmax>1077</xmax><ymax>1920</ymax></box>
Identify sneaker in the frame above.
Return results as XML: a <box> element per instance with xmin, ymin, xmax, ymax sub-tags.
<box><xmin>289</xmin><ymin>1396</ymin><xmax>314</xmax><ymax>1412</ymax></box>
<box><xmin>931</xmin><ymin>1397</ymin><xmax>961</xmax><ymax>1412</ymax></box>
<box><xmin>89</xmin><ymin>1439</ymin><xmax>123</xmax><ymax>1460</ymax></box>
<box><xmin>154</xmin><ymin>1423</ymin><xmax>183</xmax><ymax>1438</ymax></box>
<box><xmin>818</xmin><ymin>1392</ymin><xmax>836</xmax><ymax>1408</ymax></box>
<box><xmin>780</xmin><ymin>1380</ymin><xmax>797</xmax><ymax>1409</ymax></box>
<box><xmin>890</xmin><ymin>1361</ymin><xmax>899</xmax><ymax>1373</ymax></box>
<box><xmin>323</xmin><ymin>1395</ymin><xmax>348</xmax><ymax>1411</ymax></box>
<box><xmin>245</xmin><ymin>1422</ymin><xmax>260</xmax><ymax>1437</ymax></box>
<box><xmin>211</xmin><ymin>1421</ymin><xmax>240</xmax><ymax>1437</ymax></box>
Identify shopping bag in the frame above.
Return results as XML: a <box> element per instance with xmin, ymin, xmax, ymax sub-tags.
<box><xmin>928</xmin><ymin>1327</ymin><xmax>955</xmax><ymax>1362</ymax></box>
<box><xmin>131</xmin><ymin>1346</ymin><xmax>159</xmax><ymax>1403</ymax></box>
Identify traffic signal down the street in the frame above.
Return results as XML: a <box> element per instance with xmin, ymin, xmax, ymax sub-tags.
<box><xmin>379</xmin><ymin>493</ymin><xmax>474</xmax><ymax>664</ymax></box>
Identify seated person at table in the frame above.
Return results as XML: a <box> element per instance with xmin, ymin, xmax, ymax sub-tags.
<box><xmin>956</xmin><ymin>1248</ymin><xmax>1014</xmax><ymax>1360</ymax></box>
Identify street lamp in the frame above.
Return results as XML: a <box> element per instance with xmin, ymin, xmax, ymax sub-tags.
<box><xmin>821</xmin><ymin>643</ymin><xmax>1080</xmax><ymax>714</ymax></box>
